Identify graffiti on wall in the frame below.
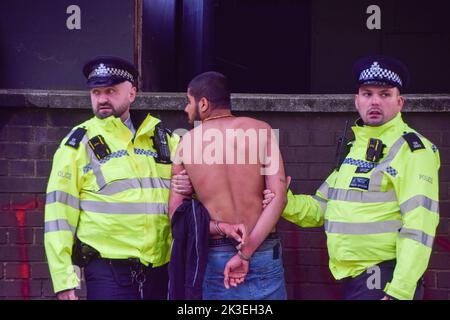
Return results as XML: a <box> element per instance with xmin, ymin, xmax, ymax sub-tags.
<box><xmin>11</xmin><ymin>198</ymin><xmax>44</xmax><ymax>299</ymax></box>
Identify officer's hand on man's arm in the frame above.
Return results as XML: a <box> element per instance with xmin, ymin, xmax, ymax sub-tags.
<box><xmin>56</xmin><ymin>289</ymin><xmax>78</xmax><ymax>300</ymax></box>
<box><xmin>171</xmin><ymin>169</ymin><xmax>194</xmax><ymax>196</ymax></box>
<box><xmin>262</xmin><ymin>176</ymin><xmax>291</xmax><ymax>208</ymax></box>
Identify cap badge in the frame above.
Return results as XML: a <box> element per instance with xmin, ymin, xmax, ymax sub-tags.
<box><xmin>94</xmin><ymin>63</ymin><xmax>109</xmax><ymax>76</ymax></box>
<box><xmin>370</xmin><ymin>61</ymin><xmax>381</xmax><ymax>73</ymax></box>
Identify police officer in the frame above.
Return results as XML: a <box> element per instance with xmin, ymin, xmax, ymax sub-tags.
<box><xmin>44</xmin><ymin>56</ymin><xmax>181</xmax><ymax>300</ymax></box>
<box><xmin>265</xmin><ymin>55</ymin><xmax>440</xmax><ymax>300</ymax></box>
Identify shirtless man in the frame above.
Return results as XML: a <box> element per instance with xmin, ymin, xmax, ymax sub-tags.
<box><xmin>168</xmin><ymin>71</ymin><xmax>288</xmax><ymax>300</ymax></box>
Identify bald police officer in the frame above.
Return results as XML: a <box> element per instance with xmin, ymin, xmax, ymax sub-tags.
<box><xmin>44</xmin><ymin>56</ymin><xmax>181</xmax><ymax>300</ymax></box>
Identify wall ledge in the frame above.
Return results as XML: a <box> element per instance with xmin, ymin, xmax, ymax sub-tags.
<box><xmin>1</xmin><ymin>89</ymin><xmax>450</xmax><ymax>112</ymax></box>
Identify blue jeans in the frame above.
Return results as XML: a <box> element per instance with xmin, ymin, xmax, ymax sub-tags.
<box><xmin>202</xmin><ymin>234</ymin><xmax>287</xmax><ymax>300</ymax></box>
<box><xmin>84</xmin><ymin>258</ymin><xmax>168</xmax><ymax>300</ymax></box>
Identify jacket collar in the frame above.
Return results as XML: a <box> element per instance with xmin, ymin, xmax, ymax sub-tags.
<box><xmin>351</xmin><ymin>112</ymin><xmax>407</xmax><ymax>141</ymax></box>
<box><xmin>90</xmin><ymin>113</ymin><xmax>161</xmax><ymax>137</ymax></box>
<box><xmin>136</xmin><ymin>113</ymin><xmax>161</xmax><ymax>137</ymax></box>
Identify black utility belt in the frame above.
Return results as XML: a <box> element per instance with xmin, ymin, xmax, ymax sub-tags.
<box><xmin>72</xmin><ymin>237</ymin><xmax>150</xmax><ymax>269</ymax></box>
<box><xmin>96</xmin><ymin>257</ymin><xmax>151</xmax><ymax>268</ymax></box>
<box><xmin>209</xmin><ymin>232</ymin><xmax>279</xmax><ymax>247</ymax></box>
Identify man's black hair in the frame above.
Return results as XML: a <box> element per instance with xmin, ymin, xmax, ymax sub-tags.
<box><xmin>188</xmin><ymin>71</ymin><xmax>231</xmax><ymax>109</ymax></box>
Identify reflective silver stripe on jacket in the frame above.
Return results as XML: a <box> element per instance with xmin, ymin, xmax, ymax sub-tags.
<box><xmin>45</xmin><ymin>219</ymin><xmax>76</xmax><ymax>234</ymax></box>
<box><xmin>400</xmin><ymin>195</ymin><xmax>439</xmax><ymax>216</ymax></box>
<box><xmin>46</xmin><ymin>191</ymin><xmax>80</xmax><ymax>210</ymax></box>
<box><xmin>399</xmin><ymin>227</ymin><xmax>434</xmax><ymax>248</ymax></box>
<box><xmin>317</xmin><ymin>182</ymin><xmax>330</xmax><ymax>199</ymax></box>
<box><xmin>141</xmin><ymin>177</ymin><xmax>171</xmax><ymax>189</ymax></box>
<box><xmin>80</xmin><ymin>201</ymin><xmax>168</xmax><ymax>214</ymax></box>
<box><xmin>369</xmin><ymin>137</ymin><xmax>405</xmax><ymax>191</ymax></box>
<box><xmin>312</xmin><ymin>195</ymin><xmax>327</xmax><ymax>213</ymax></box>
<box><xmin>98</xmin><ymin>177</ymin><xmax>171</xmax><ymax>196</ymax></box>
<box><xmin>328</xmin><ymin>188</ymin><xmax>397</xmax><ymax>203</ymax></box>
<box><xmin>82</xmin><ymin>135</ymin><xmax>106</xmax><ymax>188</ymax></box>
<box><xmin>325</xmin><ymin>219</ymin><xmax>402</xmax><ymax>234</ymax></box>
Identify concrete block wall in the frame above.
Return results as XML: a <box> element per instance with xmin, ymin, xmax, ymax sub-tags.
<box><xmin>0</xmin><ymin>90</ymin><xmax>449</xmax><ymax>299</ymax></box>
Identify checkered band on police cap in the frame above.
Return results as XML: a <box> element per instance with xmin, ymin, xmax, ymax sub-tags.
<box><xmin>352</xmin><ymin>55</ymin><xmax>409</xmax><ymax>90</ymax></box>
<box><xmin>359</xmin><ymin>61</ymin><xmax>402</xmax><ymax>87</ymax></box>
<box><xmin>82</xmin><ymin>56</ymin><xmax>139</xmax><ymax>88</ymax></box>
<box><xmin>88</xmin><ymin>63</ymin><xmax>134</xmax><ymax>83</ymax></box>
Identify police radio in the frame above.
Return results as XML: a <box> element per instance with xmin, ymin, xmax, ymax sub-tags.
<box><xmin>152</xmin><ymin>124</ymin><xmax>172</xmax><ymax>164</ymax></box>
<box><xmin>365</xmin><ymin>138</ymin><xmax>385</xmax><ymax>162</ymax></box>
<box><xmin>335</xmin><ymin>120</ymin><xmax>350</xmax><ymax>171</ymax></box>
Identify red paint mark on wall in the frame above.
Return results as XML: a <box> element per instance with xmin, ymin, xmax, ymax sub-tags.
<box><xmin>436</xmin><ymin>237</ymin><xmax>450</xmax><ymax>252</ymax></box>
<box><xmin>12</xmin><ymin>199</ymin><xmax>43</xmax><ymax>299</ymax></box>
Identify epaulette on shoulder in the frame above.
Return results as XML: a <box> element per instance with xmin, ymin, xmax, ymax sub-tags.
<box><xmin>65</xmin><ymin>127</ymin><xmax>87</xmax><ymax>149</ymax></box>
<box><xmin>402</xmin><ymin>132</ymin><xmax>426</xmax><ymax>152</ymax></box>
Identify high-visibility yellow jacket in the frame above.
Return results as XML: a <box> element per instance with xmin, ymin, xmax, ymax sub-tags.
<box><xmin>44</xmin><ymin>114</ymin><xmax>179</xmax><ymax>293</ymax></box>
<box><xmin>283</xmin><ymin>113</ymin><xmax>440</xmax><ymax>300</ymax></box>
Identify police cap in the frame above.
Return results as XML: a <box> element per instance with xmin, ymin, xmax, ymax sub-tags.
<box><xmin>82</xmin><ymin>56</ymin><xmax>138</xmax><ymax>88</ymax></box>
<box><xmin>352</xmin><ymin>55</ymin><xmax>409</xmax><ymax>91</ymax></box>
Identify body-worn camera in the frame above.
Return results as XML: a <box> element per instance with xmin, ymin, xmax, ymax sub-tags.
<box><xmin>88</xmin><ymin>135</ymin><xmax>111</xmax><ymax>160</ymax></box>
<box><xmin>366</xmin><ymin>138</ymin><xmax>385</xmax><ymax>162</ymax></box>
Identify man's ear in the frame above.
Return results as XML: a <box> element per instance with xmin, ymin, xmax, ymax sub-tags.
<box><xmin>397</xmin><ymin>92</ymin><xmax>405</xmax><ymax>111</ymax></box>
<box><xmin>354</xmin><ymin>94</ymin><xmax>360</xmax><ymax>112</ymax></box>
<box><xmin>396</xmin><ymin>88</ymin><xmax>405</xmax><ymax>111</ymax></box>
<box><xmin>199</xmin><ymin>97</ymin><xmax>209</xmax><ymax>113</ymax></box>
<box><xmin>129</xmin><ymin>86</ymin><xmax>137</xmax><ymax>102</ymax></box>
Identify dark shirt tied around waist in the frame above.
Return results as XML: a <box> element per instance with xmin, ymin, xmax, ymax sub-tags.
<box><xmin>169</xmin><ymin>198</ymin><xmax>210</xmax><ymax>300</ymax></box>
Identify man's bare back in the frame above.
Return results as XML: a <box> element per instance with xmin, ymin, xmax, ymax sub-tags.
<box><xmin>168</xmin><ymin>71</ymin><xmax>287</xmax><ymax>294</ymax></box>
<box><xmin>175</xmin><ymin>116</ymin><xmax>276</xmax><ymax>234</ymax></box>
